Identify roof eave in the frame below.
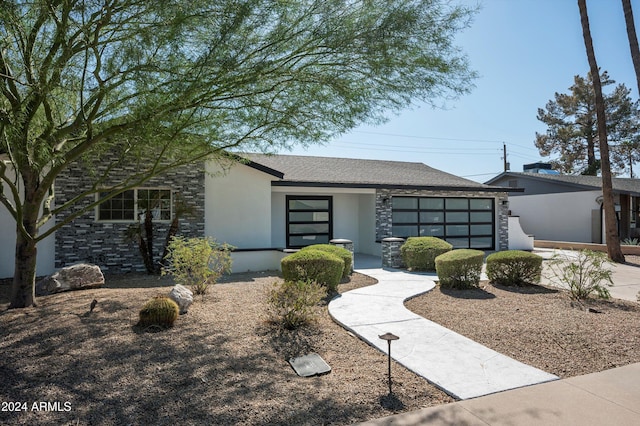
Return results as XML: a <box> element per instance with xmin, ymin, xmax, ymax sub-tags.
<box><xmin>271</xmin><ymin>180</ymin><xmax>519</xmax><ymax>192</ymax></box>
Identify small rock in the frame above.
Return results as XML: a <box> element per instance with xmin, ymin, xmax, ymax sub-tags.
<box><xmin>169</xmin><ymin>284</ymin><xmax>193</xmax><ymax>314</ymax></box>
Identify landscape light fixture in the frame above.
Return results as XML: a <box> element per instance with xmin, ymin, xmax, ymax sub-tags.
<box><xmin>379</xmin><ymin>332</ymin><xmax>399</xmax><ymax>394</ymax></box>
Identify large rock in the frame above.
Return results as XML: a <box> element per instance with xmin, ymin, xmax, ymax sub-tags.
<box><xmin>168</xmin><ymin>284</ymin><xmax>193</xmax><ymax>314</ymax></box>
<box><xmin>36</xmin><ymin>264</ymin><xmax>105</xmax><ymax>296</ymax></box>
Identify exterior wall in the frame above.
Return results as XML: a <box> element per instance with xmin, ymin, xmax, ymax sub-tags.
<box><xmin>508</xmin><ymin>190</ymin><xmax>600</xmax><ymax>243</ymax></box>
<box><xmin>0</xmin><ymin>162</ymin><xmax>56</xmax><ymax>278</ymax></box>
<box><xmin>55</xmin><ymin>156</ymin><xmax>205</xmax><ymax>273</ymax></box>
<box><xmin>270</xmin><ymin>187</ymin><xmax>378</xmax><ymax>255</ymax></box>
<box><xmin>375</xmin><ymin>188</ymin><xmax>510</xmax><ymax>251</ymax></box>
<box><xmin>204</xmin><ymin>162</ymin><xmax>275</xmax><ymax>248</ymax></box>
<box><xmin>491</xmin><ymin>175</ymin><xmax>590</xmax><ymax>196</ymax></box>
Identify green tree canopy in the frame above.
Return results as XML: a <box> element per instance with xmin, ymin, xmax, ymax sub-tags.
<box><xmin>534</xmin><ymin>71</ymin><xmax>640</xmax><ymax>175</ymax></box>
<box><xmin>0</xmin><ymin>0</ymin><xmax>477</xmax><ymax>308</ymax></box>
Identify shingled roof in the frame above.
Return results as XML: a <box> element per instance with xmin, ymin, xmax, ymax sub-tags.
<box><xmin>242</xmin><ymin>153</ymin><xmax>506</xmax><ymax>192</ymax></box>
<box><xmin>486</xmin><ymin>172</ymin><xmax>640</xmax><ymax>196</ymax></box>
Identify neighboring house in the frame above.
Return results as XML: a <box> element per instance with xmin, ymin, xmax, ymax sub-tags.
<box><xmin>486</xmin><ymin>170</ymin><xmax>640</xmax><ymax>244</ymax></box>
<box><xmin>0</xmin><ymin>154</ymin><xmax>513</xmax><ymax>278</ymax></box>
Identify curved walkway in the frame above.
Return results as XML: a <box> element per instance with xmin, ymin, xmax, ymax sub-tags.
<box><xmin>328</xmin><ymin>257</ymin><xmax>558</xmax><ymax>400</ymax></box>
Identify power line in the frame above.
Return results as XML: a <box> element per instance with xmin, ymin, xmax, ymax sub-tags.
<box><xmin>352</xmin><ymin>130</ymin><xmax>540</xmax><ymax>152</ymax></box>
<box><xmin>353</xmin><ymin>130</ymin><xmax>504</xmax><ymax>144</ymax></box>
<box><xmin>332</xmin><ymin>142</ymin><xmax>499</xmax><ymax>155</ymax></box>
<box><xmin>336</xmin><ymin>140</ymin><xmax>500</xmax><ymax>152</ymax></box>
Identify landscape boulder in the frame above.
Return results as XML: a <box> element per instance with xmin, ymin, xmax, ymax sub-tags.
<box><xmin>36</xmin><ymin>263</ymin><xmax>105</xmax><ymax>296</ymax></box>
<box><xmin>168</xmin><ymin>284</ymin><xmax>194</xmax><ymax>314</ymax></box>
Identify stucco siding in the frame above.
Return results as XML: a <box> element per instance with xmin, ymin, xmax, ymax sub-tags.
<box><xmin>204</xmin><ymin>162</ymin><xmax>275</xmax><ymax>248</ymax></box>
<box><xmin>508</xmin><ymin>191</ymin><xmax>600</xmax><ymax>243</ymax></box>
<box><xmin>0</xmin><ymin>164</ymin><xmax>56</xmax><ymax>278</ymax></box>
<box><xmin>270</xmin><ymin>187</ymin><xmax>376</xmax><ymax>251</ymax></box>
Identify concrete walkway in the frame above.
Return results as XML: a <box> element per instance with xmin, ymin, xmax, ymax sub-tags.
<box><xmin>328</xmin><ymin>255</ymin><xmax>558</xmax><ymax>400</ymax></box>
<box><xmin>358</xmin><ymin>362</ymin><xmax>640</xmax><ymax>426</ymax></box>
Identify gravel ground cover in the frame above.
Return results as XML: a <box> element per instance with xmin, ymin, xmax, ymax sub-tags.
<box><xmin>0</xmin><ymin>272</ymin><xmax>451</xmax><ymax>426</ymax></box>
<box><xmin>1</xmin><ymin>256</ymin><xmax>638</xmax><ymax>425</ymax></box>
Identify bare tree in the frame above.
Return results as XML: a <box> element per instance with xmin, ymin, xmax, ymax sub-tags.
<box><xmin>578</xmin><ymin>0</ymin><xmax>625</xmax><ymax>262</ymax></box>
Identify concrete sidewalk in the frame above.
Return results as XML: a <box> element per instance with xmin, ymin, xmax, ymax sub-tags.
<box><xmin>328</xmin><ymin>257</ymin><xmax>558</xmax><ymax>400</ymax></box>
<box><xmin>357</xmin><ymin>362</ymin><xmax>640</xmax><ymax>426</ymax></box>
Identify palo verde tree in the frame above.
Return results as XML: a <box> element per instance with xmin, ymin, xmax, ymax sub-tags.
<box><xmin>535</xmin><ymin>71</ymin><xmax>640</xmax><ymax>175</ymax></box>
<box><xmin>0</xmin><ymin>0</ymin><xmax>477</xmax><ymax>308</ymax></box>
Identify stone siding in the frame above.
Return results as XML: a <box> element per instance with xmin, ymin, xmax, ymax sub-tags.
<box><xmin>55</xmin><ymin>155</ymin><xmax>205</xmax><ymax>273</ymax></box>
<box><xmin>375</xmin><ymin>188</ymin><xmax>509</xmax><ymax>251</ymax></box>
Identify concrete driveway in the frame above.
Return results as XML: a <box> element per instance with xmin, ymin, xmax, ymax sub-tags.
<box><xmin>536</xmin><ymin>249</ymin><xmax>640</xmax><ymax>302</ymax></box>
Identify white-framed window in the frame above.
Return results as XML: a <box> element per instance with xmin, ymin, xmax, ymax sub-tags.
<box><xmin>96</xmin><ymin>188</ymin><xmax>172</xmax><ymax>222</ymax></box>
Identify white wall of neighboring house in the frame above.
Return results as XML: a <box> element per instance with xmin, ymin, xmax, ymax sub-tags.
<box><xmin>0</xmin><ymin>162</ymin><xmax>56</xmax><ymax>279</ymax></box>
<box><xmin>508</xmin><ymin>190</ymin><xmax>601</xmax><ymax>243</ymax></box>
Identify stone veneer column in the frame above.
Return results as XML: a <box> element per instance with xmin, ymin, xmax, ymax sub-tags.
<box><xmin>330</xmin><ymin>239</ymin><xmax>354</xmax><ymax>272</ymax></box>
<box><xmin>382</xmin><ymin>237</ymin><xmax>405</xmax><ymax>268</ymax></box>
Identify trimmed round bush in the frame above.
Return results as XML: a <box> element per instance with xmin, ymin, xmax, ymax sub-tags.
<box><xmin>281</xmin><ymin>249</ymin><xmax>344</xmax><ymax>292</ymax></box>
<box><xmin>435</xmin><ymin>249</ymin><xmax>485</xmax><ymax>289</ymax></box>
<box><xmin>486</xmin><ymin>250</ymin><xmax>543</xmax><ymax>286</ymax></box>
<box><xmin>138</xmin><ymin>295</ymin><xmax>180</xmax><ymax>328</ymax></box>
<box><xmin>401</xmin><ymin>237</ymin><xmax>453</xmax><ymax>271</ymax></box>
<box><xmin>302</xmin><ymin>244</ymin><xmax>352</xmax><ymax>278</ymax></box>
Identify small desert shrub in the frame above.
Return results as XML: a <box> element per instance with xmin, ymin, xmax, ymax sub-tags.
<box><xmin>486</xmin><ymin>250</ymin><xmax>543</xmax><ymax>286</ymax></box>
<box><xmin>163</xmin><ymin>236</ymin><xmax>233</xmax><ymax>295</ymax></box>
<box><xmin>435</xmin><ymin>249</ymin><xmax>485</xmax><ymax>289</ymax></box>
<box><xmin>138</xmin><ymin>296</ymin><xmax>179</xmax><ymax>328</ymax></box>
<box><xmin>546</xmin><ymin>250</ymin><xmax>613</xmax><ymax>301</ymax></box>
<box><xmin>622</xmin><ymin>237</ymin><xmax>640</xmax><ymax>246</ymax></box>
<box><xmin>401</xmin><ymin>237</ymin><xmax>453</xmax><ymax>271</ymax></box>
<box><xmin>281</xmin><ymin>250</ymin><xmax>344</xmax><ymax>292</ymax></box>
<box><xmin>267</xmin><ymin>280</ymin><xmax>327</xmax><ymax>329</ymax></box>
<box><xmin>302</xmin><ymin>244</ymin><xmax>352</xmax><ymax>278</ymax></box>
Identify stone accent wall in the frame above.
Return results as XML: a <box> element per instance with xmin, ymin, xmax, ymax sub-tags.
<box><xmin>381</xmin><ymin>237</ymin><xmax>405</xmax><ymax>268</ymax></box>
<box><xmin>55</xmin><ymin>155</ymin><xmax>205</xmax><ymax>273</ymax></box>
<box><xmin>375</xmin><ymin>188</ymin><xmax>510</xmax><ymax>251</ymax></box>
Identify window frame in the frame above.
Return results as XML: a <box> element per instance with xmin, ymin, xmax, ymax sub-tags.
<box><xmin>286</xmin><ymin>195</ymin><xmax>333</xmax><ymax>248</ymax></box>
<box><xmin>391</xmin><ymin>196</ymin><xmax>495</xmax><ymax>250</ymax></box>
<box><xmin>96</xmin><ymin>187</ymin><xmax>173</xmax><ymax>223</ymax></box>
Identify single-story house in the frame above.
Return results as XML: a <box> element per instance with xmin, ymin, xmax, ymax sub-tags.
<box><xmin>1</xmin><ymin>154</ymin><xmax>514</xmax><ymax>278</ymax></box>
<box><xmin>486</xmin><ymin>170</ymin><xmax>640</xmax><ymax>244</ymax></box>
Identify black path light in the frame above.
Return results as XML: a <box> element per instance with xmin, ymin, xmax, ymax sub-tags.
<box><xmin>379</xmin><ymin>332</ymin><xmax>399</xmax><ymax>394</ymax></box>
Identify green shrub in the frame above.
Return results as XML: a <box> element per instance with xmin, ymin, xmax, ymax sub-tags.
<box><xmin>138</xmin><ymin>296</ymin><xmax>179</xmax><ymax>328</ymax></box>
<box><xmin>401</xmin><ymin>237</ymin><xmax>453</xmax><ymax>271</ymax></box>
<box><xmin>435</xmin><ymin>249</ymin><xmax>485</xmax><ymax>289</ymax></box>
<box><xmin>546</xmin><ymin>250</ymin><xmax>613</xmax><ymax>301</ymax></box>
<box><xmin>281</xmin><ymin>250</ymin><xmax>344</xmax><ymax>292</ymax></box>
<box><xmin>267</xmin><ymin>279</ymin><xmax>327</xmax><ymax>329</ymax></box>
<box><xmin>163</xmin><ymin>236</ymin><xmax>233</xmax><ymax>295</ymax></box>
<box><xmin>302</xmin><ymin>244</ymin><xmax>352</xmax><ymax>278</ymax></box>
<box><xmin>486</xmin><ymin>250</ymin><xmax>543</xmax><ymax>286</ymax></box>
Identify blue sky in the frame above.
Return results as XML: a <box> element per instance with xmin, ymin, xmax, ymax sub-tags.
<box><xmin>279</xmin><ymin>0</ymin><xmax>640</xmax><ymax>182</ymax></box>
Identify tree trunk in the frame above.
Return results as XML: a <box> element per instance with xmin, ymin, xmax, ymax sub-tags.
<box><xmin>622</xmin><ymin>0</ymin><xmax>640</xmax><ymax>95</ymax></box>
<box><xmin>10</xmin><ymin>228</ymin><xmax>38</xmax><ymax>308</ymax></box>
<box><xmin>579</xmin><ymin>0</ymin><xmax>625</xmax><ymax>262</ymax></box>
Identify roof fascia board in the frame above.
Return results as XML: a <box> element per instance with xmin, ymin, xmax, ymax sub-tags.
<box><xmin>271</xmin><ymin>180</ymin><xmax>521</xmax><ymax>193</ymax></box>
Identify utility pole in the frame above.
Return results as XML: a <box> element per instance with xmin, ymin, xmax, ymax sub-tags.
<box><xmin>503</xmin><ymin>143</ymin><xmax>509</xmax><ymax>172</ymax></box>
